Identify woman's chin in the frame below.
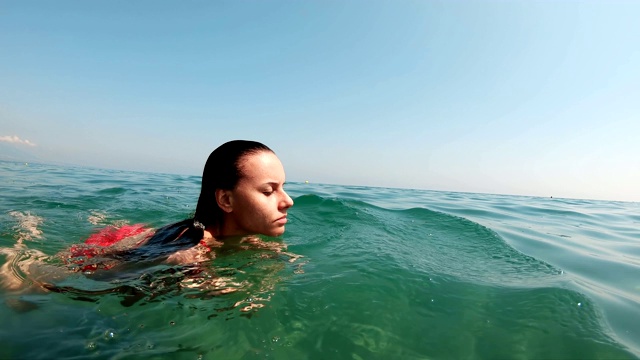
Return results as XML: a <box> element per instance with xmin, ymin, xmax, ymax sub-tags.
<box><xmin>269</xmin><ymin>227</ymin><xmax>285</xmax><ymax>237</ymax></box>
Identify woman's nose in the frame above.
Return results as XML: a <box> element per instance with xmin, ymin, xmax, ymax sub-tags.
<box><xmin>281</xmin><ymin>190</ymin><xmax>294</xmax><ymax>209</ymax></box>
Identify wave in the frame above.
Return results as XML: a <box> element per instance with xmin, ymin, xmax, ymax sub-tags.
<box><xmin>289</xmin><ymin>194</ymin><xmax>562</xmax><ymax>287</ymax></box>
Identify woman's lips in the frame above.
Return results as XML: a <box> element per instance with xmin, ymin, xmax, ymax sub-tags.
<box><xmin>275</xmin><ymin>216</ymin><xmax>288</xmax><ymax>225</ymax></box>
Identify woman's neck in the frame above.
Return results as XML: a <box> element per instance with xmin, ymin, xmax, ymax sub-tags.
<box><xmin>203</xmin><ymin>225</ymin><xmax>254</xmax><ymax>246</ymax></box>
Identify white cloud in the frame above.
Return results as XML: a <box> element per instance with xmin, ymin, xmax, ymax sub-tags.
<box><xmin>0</xmin><ymin>135</ymin><xmax>37</xmax><ymax>147</ymax></box>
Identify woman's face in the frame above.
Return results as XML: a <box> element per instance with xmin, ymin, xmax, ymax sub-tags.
<box><xmin>222</xmin><ymin>151</ymin><xmax>294</xmax><ymax>237</ymax></box>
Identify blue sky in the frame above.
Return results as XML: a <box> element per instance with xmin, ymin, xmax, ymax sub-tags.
<box><xmin>1</xmin><ymin>1</ymin><xmax>639</xmax><ymax>202</ymax></box>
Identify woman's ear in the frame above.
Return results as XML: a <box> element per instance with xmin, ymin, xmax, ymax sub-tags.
<box><xmin>215</xmin><ymin>189</ymin><xmax>233</xmax><ymax>213</ymax></box>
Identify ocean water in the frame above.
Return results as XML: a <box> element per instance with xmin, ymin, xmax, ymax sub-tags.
<box><xmin>1</xmin><ymin>160</ymin><xmax>639</xmax><ymax>359</ymax></box>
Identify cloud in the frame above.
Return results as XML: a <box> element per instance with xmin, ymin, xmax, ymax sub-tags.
<box><xmin>0</xmin><ymin>135</ymin><xmax>37</xmax><ymax>147</ymax></box>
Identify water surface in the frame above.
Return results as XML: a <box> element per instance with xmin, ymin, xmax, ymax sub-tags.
<box><xmin>1</xmin><ymin>161</ymin><xmax>638</xmax><ymax>359</ymax></box>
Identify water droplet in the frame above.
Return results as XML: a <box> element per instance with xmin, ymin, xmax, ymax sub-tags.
<box><xmin>86</xmin><ymin>342</ymin><xmax>97</xmax><ymax>350</ymax></box>
<box><xmin>103</xmin><ymin>329</ymin><xmax>116</xmax><ymax>340</ymax></box>
<box><xmin>272</xmin><ymin>336</ymin><xmax>280</xmax><ymax>343</ymax></box>
<box><xmin>577</xmin><ymin>302</ymin><xmax>582</xmax><ymax>307</ymax></box>
<box><xmin>170</xmin><ymin>321</ymin><xmax>176</xmax><ymax>326</ymax></box>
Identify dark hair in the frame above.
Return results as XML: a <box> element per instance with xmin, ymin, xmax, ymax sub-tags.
<box><xmin>194</xmin><ymin>140</ymin><xmax>273</xmax><ymax>228</ymax></box>
<box><xmin>116</xmin><ymin>140</ymin><xmax>273</xmax><ymax>262</ymax></box>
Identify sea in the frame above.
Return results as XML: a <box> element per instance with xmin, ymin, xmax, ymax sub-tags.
<box><xmin>1</xmin><ymin>160</ymin><xmax>638</xmax><ymax>359</ymax></box>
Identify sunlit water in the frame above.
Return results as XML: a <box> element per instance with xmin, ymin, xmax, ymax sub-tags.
<box><xmin>1</xmin><ymin>161</ymin><xmax>638</xmax><ymax>359</ymax></box>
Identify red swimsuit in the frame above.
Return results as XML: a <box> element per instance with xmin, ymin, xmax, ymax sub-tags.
<box><xmin>68</xmin><ymin>224</ymin><xmax>152</xmax><ymax>272</ymax></box>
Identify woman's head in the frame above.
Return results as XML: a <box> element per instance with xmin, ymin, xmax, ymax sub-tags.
<box><xmin>194</xmin><ymin>140</ymin><xmax>293</xmax><ymax>237</ymax></box>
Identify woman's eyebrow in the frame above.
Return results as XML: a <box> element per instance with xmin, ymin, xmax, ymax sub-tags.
<box><xmin>262</xmin><ymin>181</ymin><xmax>281</xmax><ymax>187</ymax></box>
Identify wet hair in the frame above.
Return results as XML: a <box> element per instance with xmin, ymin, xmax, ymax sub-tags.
<box><xmin>194</xmin><ymin>140</ymin><xmax>273</xmax><ymax>228</ymax></box>
<box><xmin>117</xmin><ymin>140</ymin><xmax>273</xmax><ymax>262</ymax></box>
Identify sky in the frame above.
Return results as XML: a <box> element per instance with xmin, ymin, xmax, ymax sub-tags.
<box><xmin>1</xmin><ymin>1</ymin><xmax>639</xmax><ymax>202</ymax></box>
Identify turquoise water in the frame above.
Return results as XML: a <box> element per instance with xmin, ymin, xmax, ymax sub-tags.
<box><xmin>1</xmin><ymin>160</ymin><xmax>638</xmax><ymax>359</ymax></box>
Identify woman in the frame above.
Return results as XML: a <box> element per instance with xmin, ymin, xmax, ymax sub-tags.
<box><xmin>78</xmin><ymin>140</ymin><xmax>294</xmax><ymax>267</ymax></box>
<box><xmin>2</xmin><ymin>140</ymin><xmax>295</xmax><ymax>288</ymax></box>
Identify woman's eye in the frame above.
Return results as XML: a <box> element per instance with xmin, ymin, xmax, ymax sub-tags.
<box><xmin>263</xmin><ymin>190</ymin><xmax>274</xmax><ymax>196</ymax></box>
